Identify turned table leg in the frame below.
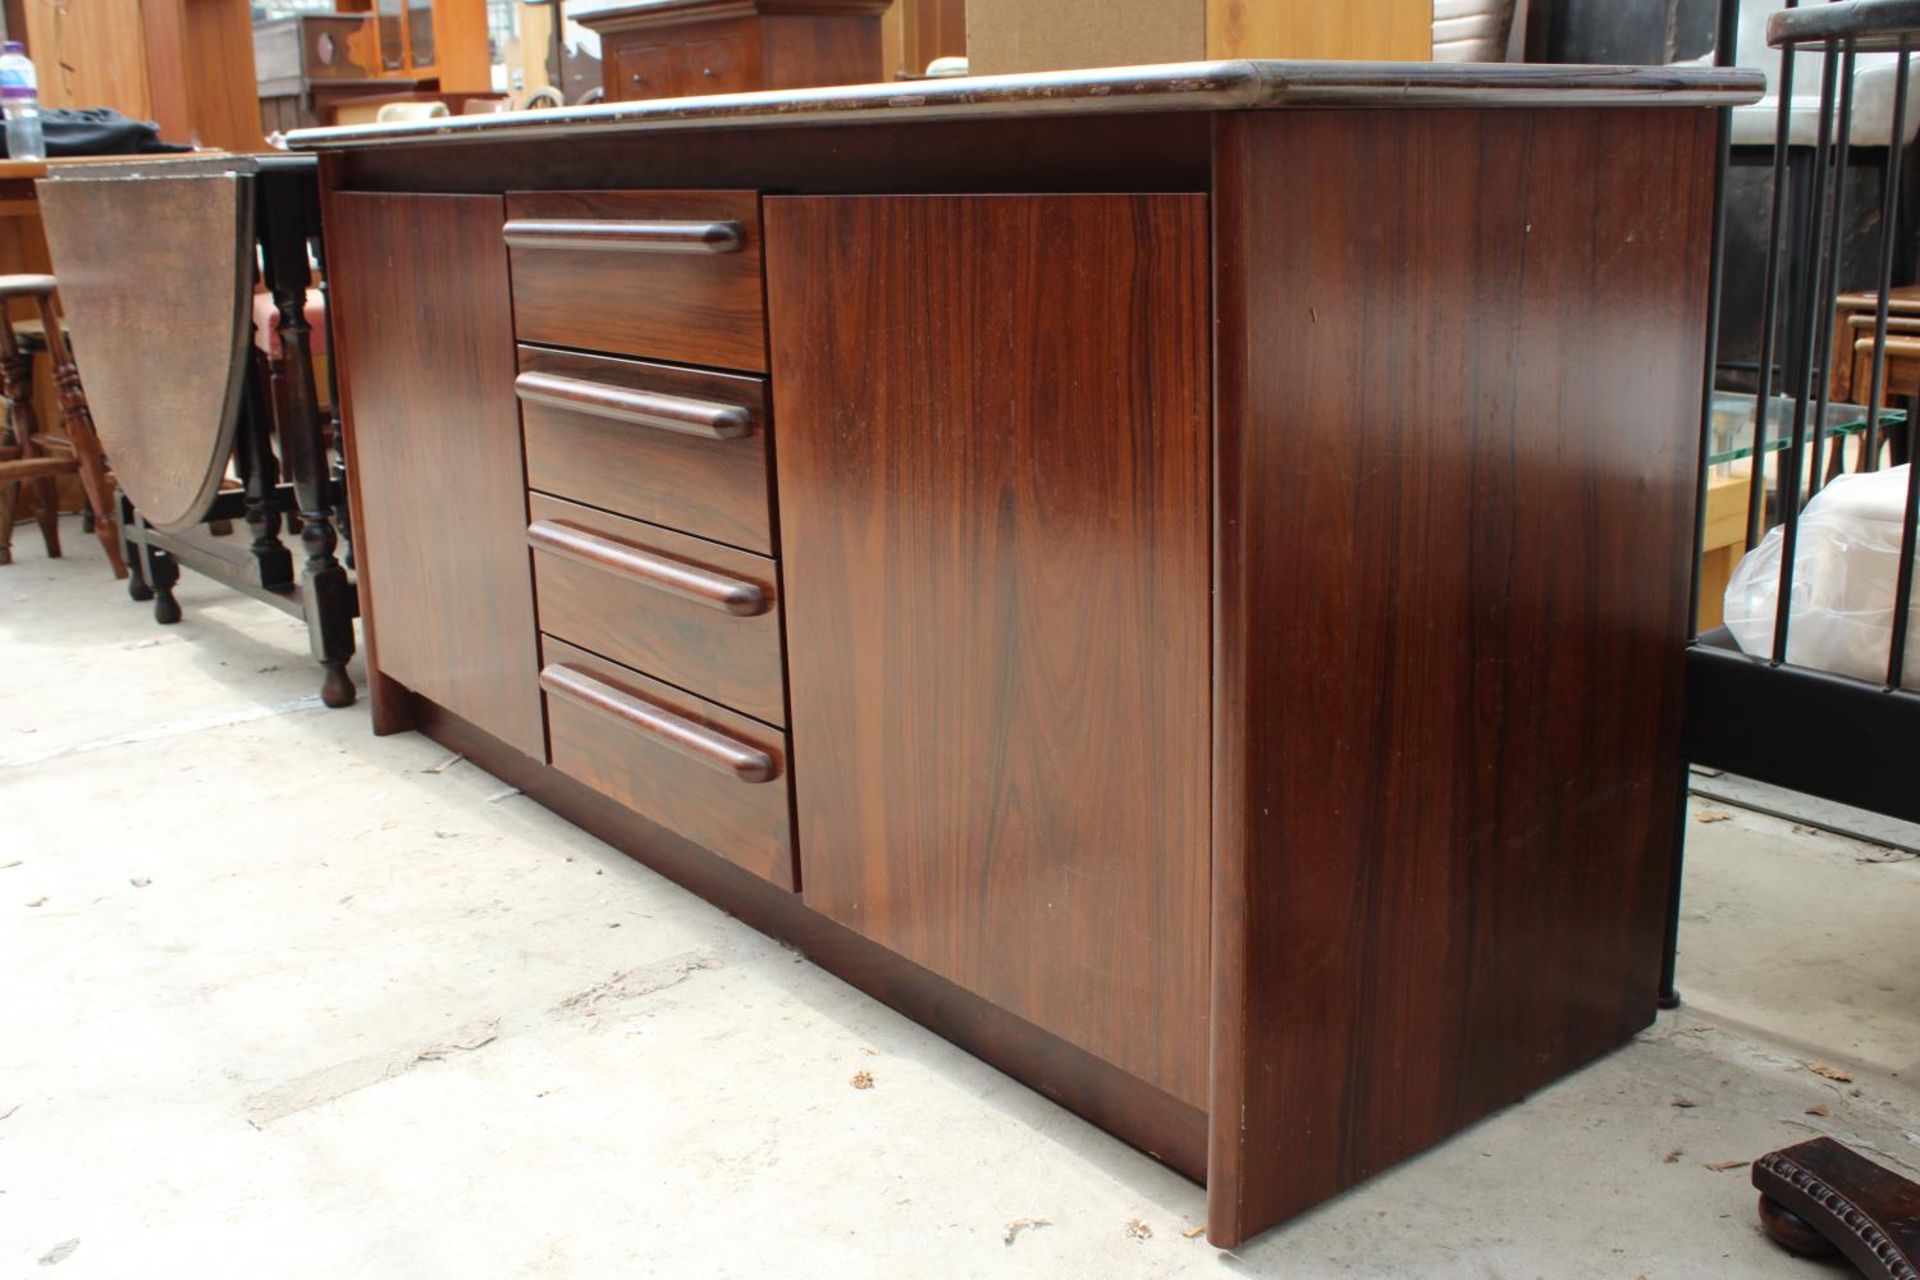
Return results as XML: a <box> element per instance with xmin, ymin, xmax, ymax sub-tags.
<box><xmin>262</xmin><ymin>169</ymin><xmax>356</xmax><ymax>708</ymax></box>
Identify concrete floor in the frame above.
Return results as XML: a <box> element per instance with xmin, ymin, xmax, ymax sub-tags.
<box><xmin>3</xmin><ymin>520</ymin><xmax>1918</xmax><ymax>1280</ymax></box>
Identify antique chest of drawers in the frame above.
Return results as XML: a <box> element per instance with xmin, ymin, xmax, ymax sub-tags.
<box><xmin>575</xmin><ymin>0</ymin><xmax>889</xmax><ymax>104</ymax></box>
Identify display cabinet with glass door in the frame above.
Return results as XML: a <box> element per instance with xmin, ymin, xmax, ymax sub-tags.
<box><xmin>334</xmin><ymin>0</ymin><xmax>494</xmax><ymax>92</ymax></box>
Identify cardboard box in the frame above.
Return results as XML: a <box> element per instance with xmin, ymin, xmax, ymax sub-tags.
<box><xmin>966</xmin><ymin>0</ymin><xmax>1433</xmax><ymax>76</ymax></box>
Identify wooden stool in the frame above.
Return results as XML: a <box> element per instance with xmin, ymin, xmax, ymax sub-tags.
<box><xmin>0</xmin><ymin>275</ymin><xmax>127</xmax><ymax>578</ymax></box>
<box><xmin>1849</xmin><ymin>332</ymin><xmax>1920</xmax><ymax>467</ymax></box>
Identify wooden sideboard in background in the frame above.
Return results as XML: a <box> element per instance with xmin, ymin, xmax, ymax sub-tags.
<box><xmin>332</xmin><ymin>0</ymin><xmax>495</xmax><ymax>93</ymax></box>
<box><xmin>579</xmin><ymin>0</ymin><xmax>890</xmax><ymax>103</ymax></box>
<box><xmin>256</xmin><ymin>14</ymin><xmax>395</xmax><ymax>135</ymax></box>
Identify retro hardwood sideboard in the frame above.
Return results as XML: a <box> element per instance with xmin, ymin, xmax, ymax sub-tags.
<box><xmin>287</xmin><ymin>60</ymin><xmax>1762</xmax><ymax>1247</ymax></box>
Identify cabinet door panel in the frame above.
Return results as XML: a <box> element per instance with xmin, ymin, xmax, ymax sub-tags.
<box><xmin>328</xmin><ymin>191</ymin><xmax>545</xmax><ymax>757</ymax></box>
<box><xmin>766</xmin><ymin>194</ymin><xmax>1211</xmax><ymax>1108</ymax></box>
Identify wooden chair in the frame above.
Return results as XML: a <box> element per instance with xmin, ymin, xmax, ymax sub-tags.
<box><xmin>0</xmin><ymin>275</ymin><xmax>126</xmax><ymax>577</ymax></box>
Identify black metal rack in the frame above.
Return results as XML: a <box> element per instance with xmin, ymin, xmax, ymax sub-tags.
<box><xmin>1671</xmin><ymin>0</ymin><xmax>1920</xmax><ymax>1004</ymax></box>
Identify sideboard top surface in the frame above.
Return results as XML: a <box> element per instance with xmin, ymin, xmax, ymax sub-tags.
<box><xmin>285</xmin><ymin>59</ymin><xmax>1764</xmax><ymax>151</ymax></box>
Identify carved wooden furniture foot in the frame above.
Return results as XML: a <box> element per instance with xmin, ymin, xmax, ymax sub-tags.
<box><xmin>147</xmin><ymin>545</ymin><xmax>182</xmax><ymax>624</ymax></box>
<box><xmin>1753</xmin><ymin>1137</ymin><xmax>1920</xmax><ymax>1278</ymax></box>
<box><xmin>118</xmin><ymin>492</ymin><xmax>152</xmax><ymax>601</ymax></box>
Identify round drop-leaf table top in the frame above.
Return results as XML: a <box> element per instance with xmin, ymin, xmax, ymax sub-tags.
<box><xmin>38</xmin><ymin>168</ymin><xmax>255</xmax><ymax>534</ymax></box>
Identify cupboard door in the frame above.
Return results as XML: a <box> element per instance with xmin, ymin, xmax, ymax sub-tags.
<box><xmin>765</xmin><ymin>194</ymin><xmax>1211</xmax><ymax>1108</ymax></box>
<box><xmin>328</xmin><ymin>192</ymin><xmax>545</xmax><ymax>758</ymax></box>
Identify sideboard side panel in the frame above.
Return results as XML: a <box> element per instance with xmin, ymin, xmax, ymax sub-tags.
<box><xmin>327</xmin><ymin>190</ymin><xmax>545</xmax><ymax>758</ymax></box>
<box><xmin>767</xmin><ymin>193</ymin><xmax>1213</xmax><ymax>1109</ymax></box>
<box><xmin>1209</xmin><ymin>107</ymin><xmax>1717</xmax><ymax>1244</ymax></box>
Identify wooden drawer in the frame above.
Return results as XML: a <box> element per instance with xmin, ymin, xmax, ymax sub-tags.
<box><xmin>611</xmin><ymin>42</ymin><xmax>673</xmax><ymax>98</ymax></box>
<box><xmin>504</xmin><ymin>189</ymin><xmax>766</xmax><ymax>373</ymax></box>
<box><xmin>677</xmin><ymin>36</ymin><xmax>751</xmax><ymax>94</ymax></box>
<box><xmin>517</xmin><ymin>345</ymin><xmax>775</xmax><ymax>555</ymax></box>
<box><xmin>541</xmin><ymin>637</ymin><xmax>795</xmax><ymax>889</ymax></box>
<box><xmin>528</xmin><ymin>493</ymin><xmax>786</xmax><ymax>725</ymax></box>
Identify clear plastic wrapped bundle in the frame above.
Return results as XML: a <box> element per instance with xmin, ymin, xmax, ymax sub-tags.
<box><xmin>1725</xmin><ymin>464</ymin><xmax>1920</xmax><ymax>689</ymax></box>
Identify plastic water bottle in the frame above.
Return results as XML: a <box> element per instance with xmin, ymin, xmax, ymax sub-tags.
<box><xmin>0</xmin><ymin>42</ymin><xmax>43</xmax><ymax>162</ymax></box>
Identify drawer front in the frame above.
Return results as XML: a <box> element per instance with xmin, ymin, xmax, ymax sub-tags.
<box><xmin>541</xmin><ymin>637</ymin><xmax>795</xmax><ymax>889</ymax></box>
<box><xmin>528</xmin><ymin>493</ymin><xmax>786</xmax><ymax>724</ymax></box>
<box><xmin>612</xmin><ymin>43</ymin><xmax>674</xmax><ymax>99</ymax></box>
<box><xmin>518</xmin><ymin>345</ymin><xmax>775</xmax><ymax>554</ymax></box>
<box><xmin>505</xmin><ymin>189</ymin><xmax>766</xmax><ymax>373</ymax></box>
<box><xmin>677</xmin><ymin>36</ymin><xmax>751</xmax><ymax>94</ymax></box>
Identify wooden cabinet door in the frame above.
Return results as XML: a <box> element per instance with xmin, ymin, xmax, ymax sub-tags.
<box><xmin>765</xmin><ymin>194</ymin><xmax>1212</xmax><ymax>1108</ymax></box>
<box><xmin>328</xmin><ymin>191</ymin><xmax>545</xmax><ymax>758</ymax></box>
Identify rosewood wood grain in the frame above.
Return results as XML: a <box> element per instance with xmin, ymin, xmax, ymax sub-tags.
<box><xmin>505</xmin><ymin>189</ymin><xmax>766</xmax><ymax>373</ymax></box>
<box><xmin>1207</xmin><ymin>108</ymin><xmax>1716</xmax><ymax>1246</ymax></box>
<box><xmin>527</xmin><ymin>493</ymin><xmax>787</xmax><ymax>725</ymax></box>
<box><xmin>409</xmin><ymin>689</ymin><xmax>1209</xmax><ymax>1180</ymax></box>
<box><xmin>766</xmin><ymin>193</ymin><xmax>1212</xmax><ymax>1110</ymax></box>
<box><xmin>541</xmin><ymin>637</ymin><xmax>795</xmax><ymax>887</ymax></box>
<box><xmin>332</xmin><ymin>114</ymin><xmax>1214</xmax><ymax>200</ymax></box>
<box><xmin>326</xmin><ymin>190</ymin><xmax>544</xmax><ymax>756</ymax></box>
<box><xmin>516</xmin><ymin>345</ymin><xmax>775</xmax><ymax>554</ymax></box>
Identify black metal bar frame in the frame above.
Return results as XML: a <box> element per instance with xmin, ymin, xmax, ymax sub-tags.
<box><xmin>1748</xmin><ymin>2</ymin><xmax>1802</xmax><ymax>552</ymax></box>
<box><xmin>1669</xmin><ymin>0</ymin><xmax>1920</xmax><ymax>1007</ymax></box>
<box><xmin>1805</xmin><ymin>41</ymin><xmax>1856</xmax><ymax>501</ymax></box>
<box><xmin>1665</xmin><ymin>0</ymin><xmax>1748</xmax><ymax>1009</ymax></box>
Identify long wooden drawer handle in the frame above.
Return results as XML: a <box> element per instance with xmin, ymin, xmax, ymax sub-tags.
<box><xmin>515</xmin><ymin>371</ymin><xmax>752</xmax><ymax>440</ymax></box>
<box><xmin>502</xmin><ymin>218</ymin><xmax>744</xmax><ymax>254</ymax></box>
<box><xmin>527</xmin><ymin>518</ymin><xmax>770</xmax><ymax>617</ymax></box>
<box><xmin>540</xmin><ymin>663</ymin><xmax>776</xmax><ymax>784</ymax></box>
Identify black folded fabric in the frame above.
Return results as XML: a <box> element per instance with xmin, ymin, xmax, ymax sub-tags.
<box><xmin>3</xmin><ymin>107</ymin><xmax>193</xmax><ymax>158</ymax></box>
